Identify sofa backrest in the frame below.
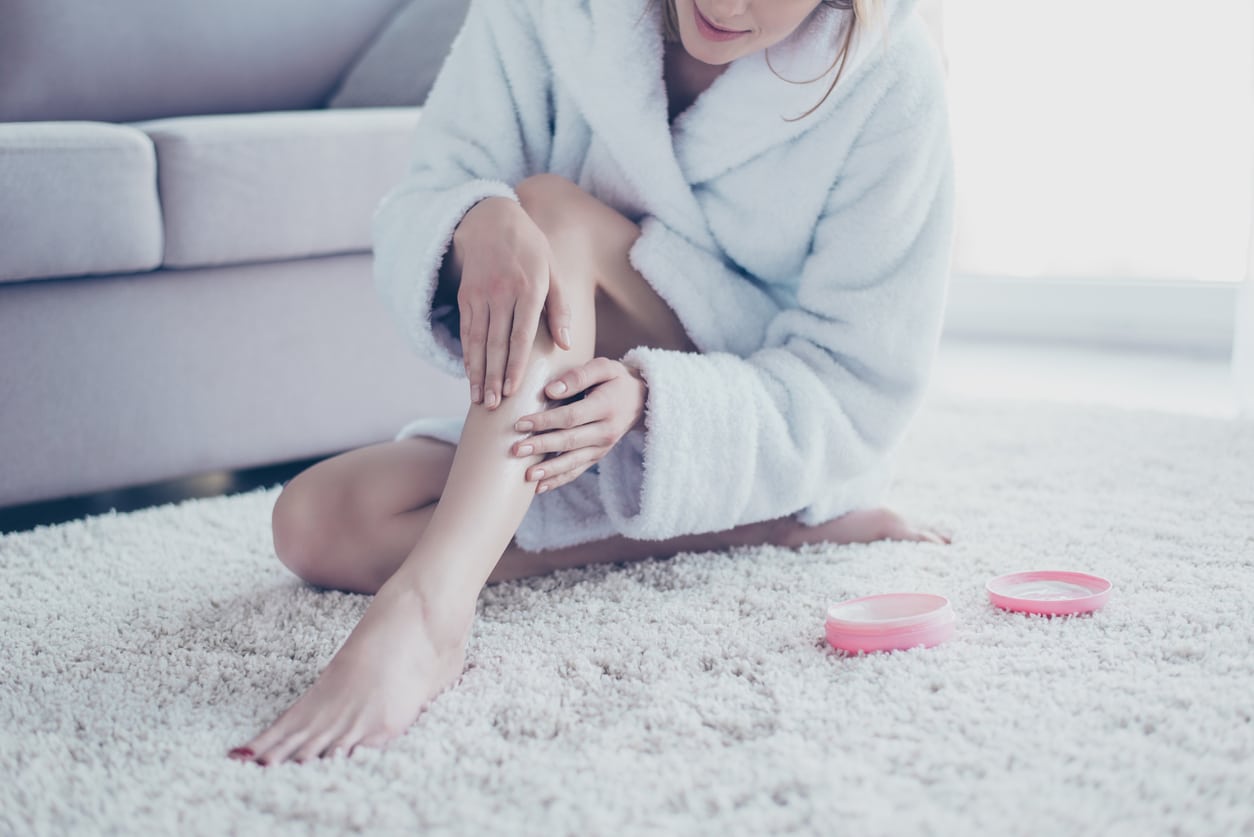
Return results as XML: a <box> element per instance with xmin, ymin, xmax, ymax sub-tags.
<box><xmin>0</xmin><ymin>0</ymin><xmax>408</xmax><ymax>123</ymax></box>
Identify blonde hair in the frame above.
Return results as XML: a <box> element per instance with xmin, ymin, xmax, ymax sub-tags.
<box><xmin>647</xmin><ymin>0</ymin><xmax>886</xmax><ymax>122</ymax></box>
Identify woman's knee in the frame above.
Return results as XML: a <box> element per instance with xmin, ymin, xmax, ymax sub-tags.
<box><xmin>515</xmin><ymin>174</ymin><xmax>593</xmax><ymax>249</ymax></box>
<box><xmin>515</xmin><ymin>172</ymin><xmax>578</xmax><ymax>213</ymax></box>
<box><xmin>271</xmin><ymin>474</ymin><xmax>344</xmax><ymax>586</ymax></box>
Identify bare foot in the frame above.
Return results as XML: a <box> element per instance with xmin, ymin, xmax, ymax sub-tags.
<box><xmin>779</xmin><ymin>506</ymin><xmax>951</xmax><ymax>549</ymax></box>
<box><xmin>227</xmin><ymin>583</ymin><xmax>473</xmax><ymax>766</ymax></box>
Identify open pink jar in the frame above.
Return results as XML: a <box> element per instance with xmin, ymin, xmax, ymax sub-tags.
<box><xmin>986</xmin><ymin>570</ymin><xmax>1112</xmax><ymax>616</ymax></box>
<box><xmin>825</xmin><ymin>593</ymin><xmax>956</xmax><ymax>654</ymax></box>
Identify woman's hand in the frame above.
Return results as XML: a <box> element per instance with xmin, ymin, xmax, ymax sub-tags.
<box><xmin>453</xmin><ymin>197</ymin><xmax>574</xmax><ymax>409</ymax></box>
<box><xmin>509</xmin><ymin>357</ymin><xmax>648</xmax><ymax>494</ymax></box>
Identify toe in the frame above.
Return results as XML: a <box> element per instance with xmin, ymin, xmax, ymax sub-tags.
<box><xmin>916</xmin><ymin>525</ymin><xmax>951</xmax><ymax>545</ymax></box>
<box><xmin>259</xmin><ymin>730</ymin><xmax>309</xmax><ymax>767</ymax></box>
<box><xmin>325</xmin><ymin>743</ymin><xmax>354</xmax><ymax>761</ymax></box>
<box><xmin>325</xmin><ymin>729</ymin><xmax>361</xmax><ymax>760</ymax></box>
<box><xmin>235</xmin><ymin>706</ymin><xmax>300</xmax><ymax>762</ymax></box>
<box><xmin>354</xmin><ymin>729</ymin><xmax>397</xmax><ymax>753</ymax></box>
<box><xmin>293</xmin><ymin>719</ymin><xmax>351</xmax><ymax>764</ymax></box>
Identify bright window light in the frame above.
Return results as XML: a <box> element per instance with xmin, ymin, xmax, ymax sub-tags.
<box><xmin>943</xmin><ymin>0</ymin><xmax>1254</xmax><ymax>283</ymax></box>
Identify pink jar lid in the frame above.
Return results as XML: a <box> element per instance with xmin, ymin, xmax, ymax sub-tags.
<box><xmin>986</xmin><ymin>570</ymin><xmax>1112</xmax><ymax>616</ymax></box>
<box><xmin>825</xmin><ymin>593</ymin><xmax>955</xmax><ymax>654</ymax></box>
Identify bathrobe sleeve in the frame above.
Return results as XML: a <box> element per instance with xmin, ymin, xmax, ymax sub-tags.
<box><xmin>598</xmin><ymin>71</ymin><xmax>957</xmax><ymax>540</ymax></box>
<box><xmin>371</xmin><ymin>0</ymin><xmax>552</xmax><ymax>379</ymax></box>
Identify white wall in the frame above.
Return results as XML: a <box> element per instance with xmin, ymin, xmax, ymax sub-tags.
<box><xmin>942</xmin><ymin>1</ymin><xmax>1254</xmax><ymax>285</ymax></box>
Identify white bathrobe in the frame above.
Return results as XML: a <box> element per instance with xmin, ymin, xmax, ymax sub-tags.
<box><xmin>372</xmin><ymin>0</ymin><xmax>955</xmax><ymax>552</ymax></box>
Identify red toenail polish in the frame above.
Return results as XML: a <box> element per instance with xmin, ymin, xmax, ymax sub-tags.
<box><xmin>229</xmin><ymin>747</ymin><xmax>254</xmax><ymax>759</ymax></box>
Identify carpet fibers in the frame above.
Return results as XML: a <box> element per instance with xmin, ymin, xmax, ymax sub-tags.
<box><xmin>2</xmin><ymin>393</ymin><xmax>1252</xmax><ymax>836</ymax></box>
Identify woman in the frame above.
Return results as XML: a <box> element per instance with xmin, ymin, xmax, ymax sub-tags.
<box><xmin>229</xmin><ymin>0</ymin><xmax>955</xmax><ymax>766</ymax></box>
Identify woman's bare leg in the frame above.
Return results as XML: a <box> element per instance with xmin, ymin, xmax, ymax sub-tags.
<box><xmin>268</xmin><ymin>434</ymin><xmax>944</xmax><ymax>604</ymax></box>
<box><xmin>232</xmin><ymin>174</ymin><xmax>946</xmax><ymax>766</ymax></box>
<box><xmin>265</xmin><ymin>437</ymin><xmax>455</xmax><ymax>596</ymax></box>
<box><xmin>231</xmin><ymin>174</ymin><xmax>619</xmax><ymax>767</ymax></box>
<box><xmin>486</xmin><ymin>506</ymin><xmax>946</xmax><ymax>583</ymax></box>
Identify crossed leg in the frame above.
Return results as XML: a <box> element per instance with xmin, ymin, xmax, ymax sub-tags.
<box><xmin>269</xmin><ymin>174</ymin><xmax>944</xmax><ymax>593</ymax></box>
<box><xmin>230</xmin><ymin>174</ymin><xmax>947</xmax><ymax>767</ymax></box>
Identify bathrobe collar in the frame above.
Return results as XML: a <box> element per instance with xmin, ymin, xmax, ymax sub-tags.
<box><xmin>542</xmin><ymin>0</ymin><xmax>919</xmax><ymax>228</ymax></box>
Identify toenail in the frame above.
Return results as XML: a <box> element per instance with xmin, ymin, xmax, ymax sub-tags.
<box><xmin>228</xmin><ymin>747</ymin><xmax>254</xmax><ymax>759</ymax></box>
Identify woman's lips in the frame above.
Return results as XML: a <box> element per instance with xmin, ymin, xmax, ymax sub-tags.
<box><xmin>693</xmin><ymin>4</ymin><xmax>749</xmax><ymax>42</ymax></box>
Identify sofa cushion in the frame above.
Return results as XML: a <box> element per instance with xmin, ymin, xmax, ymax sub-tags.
<box><xmin>128</xmin><ymin>108</ymin><xmax>421</xmax><ymax>269</ymax></box>
<box><xmin>0</xmin><ymin>122</ymin><xmax>163</xmax><ymax>284</ymax></box>
<box><xmin>0</xmin><ymin>0</ymin><xmax>407</xmax><ymax>123</ymax></box>
<box><xmin>326</xmin><ymin>0</ymin><xmax>471</xmax><ymax>109</ymax></box>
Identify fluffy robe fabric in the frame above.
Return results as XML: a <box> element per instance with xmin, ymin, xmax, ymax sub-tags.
<box><xmin>372</xmin><ymin>0</ymin><xmax>956</xmax><ymax>552</ymax></box>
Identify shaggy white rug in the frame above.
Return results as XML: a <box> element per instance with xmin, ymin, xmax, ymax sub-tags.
<box><xmin>2</xmin><ymin>392</ymin><xmax>1252</xmax><ymax>836</ymax></box>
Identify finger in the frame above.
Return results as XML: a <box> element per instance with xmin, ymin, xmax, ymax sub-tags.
<box><xmin>483</xmin><ymin>298</ymin><xmax>513</xmax><ymax>409</ymax></box>
<box><xmin>460</xmin><ymin>294</ymin><xmax>487</xmax><ymax>403</ymax></box>
<box><xmin>514</xmin><ymin>416</ymin><xmax>610</xmax><ymax>459</ymax></box>
<box><xmin>528</xmin><ymin>443</ymin><xmax>605</xmax><ymax>486</ymax></box>
<box><xmin>504</xmin><ymin>291</ymin><xmax>543</xmax><ymax>399</ymax></box>
<box><xmin>545</xmin><ymin>264</ymin><xmax>573</xmax><ymax>350</ymax></box>
<box><xmin>543</xmin><ymin>357</ymin><xmax>604</xmax><ymax>402</ymax></box>
<box><xmin>521</xmin><ymin>395</ymin><xmax>598</xmax><ymax>435</ymax></box>
<box><xmin>534</xmin><ymin>449</ymin><xmax>603</xmax><ymax>493</ymax></box>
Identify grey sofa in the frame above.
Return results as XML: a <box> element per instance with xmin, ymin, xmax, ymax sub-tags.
<box><xmin>0</xmin><ymin>0</ymin><xmax>472</xmax><ymax>508</ymax></box>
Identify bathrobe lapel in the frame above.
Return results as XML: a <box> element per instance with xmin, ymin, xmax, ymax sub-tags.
<box><xmin>542</xmin><ymin>0</ymin><xmax>711</xmax><ymax>245</ymax></box>
<box><xmin>542</xmin><ymin>0</ymin><xmax>914</xmax><ymax>223</ymax></box>
<box><xmin>669</xmin><ymin>3</ymin><xmax>863</xmax><ymax>184</ymax></box>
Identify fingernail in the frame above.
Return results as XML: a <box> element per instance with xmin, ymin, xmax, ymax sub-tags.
<box><xmin>515</xmin><ymin>420</ymin><xmax>533</xmax><ymax>432</ymax></box>
<box><xmin>561</xmin><ymin>327</ymin><xmax>571</xmax><ymax>347</ymax></box>
<box><xmin>538</xmin><ymin>483</ymin><xmax>549</xmax><ymax>493</ymax></box>
<box><xmin>549</xmin><ymin>381</ymin><xmax>567</xmax><ymax>396</ymax></box>
<box><xmin>534</xmin><ymin>469</ymin><xmax>545</xmax><ymax>480</ymax></box>
<box><xmin>472</xmin><ymin>385</ymin><xmax>481</xmax><ymax>402</ymax></box>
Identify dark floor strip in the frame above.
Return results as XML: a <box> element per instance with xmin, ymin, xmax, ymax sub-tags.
<box><xmin>0</xmin><ymin>454</ymin><xmax>333</xmax><ymax>535</ymax></box>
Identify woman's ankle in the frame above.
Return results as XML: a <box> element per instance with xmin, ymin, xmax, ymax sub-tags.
<box><xmin>374</xmin><ymin>580</ymin><xmax>476</xmax><ymax>652</ymax></box>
